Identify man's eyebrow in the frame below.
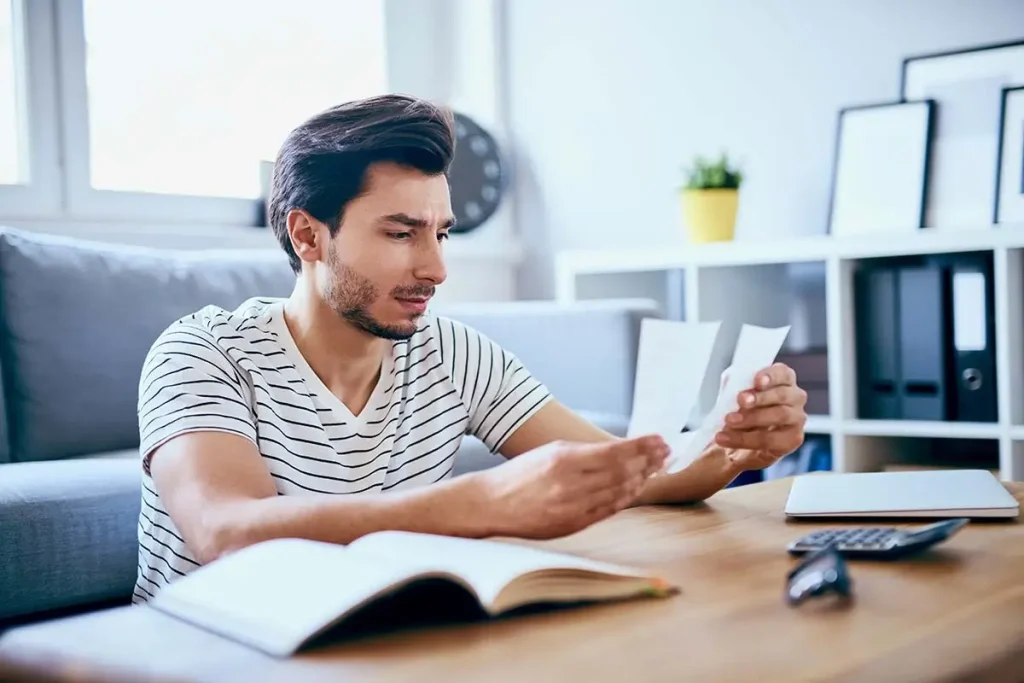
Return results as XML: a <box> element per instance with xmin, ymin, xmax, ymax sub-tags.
<box><xmin>379</xmin><ymin>213</ymin><xmax>457</xmax><ymax>230</ymax></box>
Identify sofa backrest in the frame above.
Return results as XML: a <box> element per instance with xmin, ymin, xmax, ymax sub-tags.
<box><xmin>0</xmin><ymin>226</ymin><xmax>660</xmax><ymax>463</ymax></box>
<box><xmin>0</xmin><ymin>227</ymin><xmax>296</xmax><ymax>463</ymax></box>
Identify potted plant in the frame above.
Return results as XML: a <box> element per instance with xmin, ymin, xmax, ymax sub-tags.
<box><xmin>680</xmin><ymin>153</ymin><xmax>743</xmax><ymax>243</ymax></box>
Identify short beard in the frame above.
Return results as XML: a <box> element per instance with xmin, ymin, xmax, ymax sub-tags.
<box><xmin>323</xmin><ymin>251</ymin><xmax>425</xmax><ymax>341</ymax></box>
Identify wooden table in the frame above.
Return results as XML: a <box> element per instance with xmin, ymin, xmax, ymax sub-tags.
<box><xmin>2</xmin><ymin>477</ymin><xmax>1023</xmax><ymax>683</ymax></box>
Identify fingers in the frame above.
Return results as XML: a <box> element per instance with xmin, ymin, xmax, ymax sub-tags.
<box><xmin>753</xmin><ymin>362</ymin><xmax>797</xmax><ymax>390</ymax></box>
<box><xmin>567</xmin><ymin>435</ymin><xmax>668</xmax><ymax>475</ymax></box>
<box><xmin>725</xmin><ymin>401</ymin><xmax>805</xmax><ymax>430</ymax></box>
<box><xmin>719</xmin><ymin>361</ymin><xmax>807</xmax><ymax>456</ymax></box>
<box><xmin>716</xmin><ymin>425</ymin><xmax>805</xmax><ymax>454</ymax></box>
<box><xmin>553</xmin><ymin>437</ymin><xmax>661</xmax><ymax>518</ymax></box>
<box><xmin>736</xmin><ymin>384</ymin><xmax>807</xmax><ymax>412</ymax></box>
<box><xmin>548</xmin><ymin>437</ymin><xmax>668</xmax><ymax>526</ymax></box>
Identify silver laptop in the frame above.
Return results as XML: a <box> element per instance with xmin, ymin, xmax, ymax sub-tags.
<box><xmin>784</xmin><ymin>469</ymin><xmax>1020</xmax><ymax>519</ymax></box>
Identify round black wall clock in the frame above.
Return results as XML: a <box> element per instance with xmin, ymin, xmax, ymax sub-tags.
<box><xmin>448</xmin><ymin>112</ymin><xmax>507</xmax><ymax>234</ymax></box>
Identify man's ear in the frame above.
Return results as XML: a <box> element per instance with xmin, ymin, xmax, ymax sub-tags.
<box><xmin>287</xmin><ymin>209</ymin><xmax>326</xmax><ymax>266</ymax></box>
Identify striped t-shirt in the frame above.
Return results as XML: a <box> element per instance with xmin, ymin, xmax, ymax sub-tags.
<box><xmin>132</xmin><ymin>297</ymin><xmax>552</xmax><ymax>604</ymax></box>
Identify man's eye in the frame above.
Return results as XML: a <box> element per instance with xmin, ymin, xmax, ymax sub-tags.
<box><xmin>389</xmin><ymin>232</ymin><xmax>411</xmax><ymax>240</ymax></box>
<box><xmin>437</xmin><ymin>232</ymin><xmax>450</xmax><ymax>242</ymax></box>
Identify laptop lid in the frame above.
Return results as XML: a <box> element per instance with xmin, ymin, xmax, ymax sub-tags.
<box><xmin>784</xmin><ymin>470</ymin><xmax>1020</xmax><ymax>519</ymax></box>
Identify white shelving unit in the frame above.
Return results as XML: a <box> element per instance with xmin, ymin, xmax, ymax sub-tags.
<box><xmin>554</xmin><ymin>225</ymin><xmax>1024</xmax><ymax>481</ymax></box>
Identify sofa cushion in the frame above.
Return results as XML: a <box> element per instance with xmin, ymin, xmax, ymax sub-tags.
<box><xmin>0</xmin><ymin>455</ymin><xmax>142</xmax><ymax>621</ymax></box>
<box><xmin>0</xmin><ymin>227</ymin><xmax>295</xmax><ymax>462</ymax></box>
<box><xmin>0</xmin><ymin>361</ymin><xmax>8</xmax><ymax>465</ymax></box>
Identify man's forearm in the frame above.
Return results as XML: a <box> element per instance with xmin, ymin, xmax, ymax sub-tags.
<box><xmin>203</xmin><ymin>471</ymin><xmax>494</xmax><ymax>562</ymax></box>
<box><xmin>633</xmin><ymin>446</ymin><xmax>745</xmax><ymax>506</ymax></box>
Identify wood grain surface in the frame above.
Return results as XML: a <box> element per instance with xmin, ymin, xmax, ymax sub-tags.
<box><xmin>1</xmin><ymin>476</ymin><xmax>1022</xmax><ymax>683</ymax></box>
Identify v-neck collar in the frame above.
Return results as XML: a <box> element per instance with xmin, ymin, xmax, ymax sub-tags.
<box><xmin>268</xmin><ymin>302</ymin><xmax>396</xmax><ymax>428</ymax></box>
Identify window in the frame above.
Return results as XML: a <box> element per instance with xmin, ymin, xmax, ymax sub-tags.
<box><xmin>80</xmin><ymin>0</ymin><xmax>388</xmax><ymax>201</ymax></box>
<box><xmin>0</xmin><ymin>0</ymin><xmax>24</xmax><ymax>185</ymax></box>
<box><xmin>0</xmin><ymin>0</ymin><xmax>390</xmax><ymax>224</ymax></box>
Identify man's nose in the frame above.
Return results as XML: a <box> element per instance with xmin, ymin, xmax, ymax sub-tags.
<box><xmin>413</xmin><ymin>237</ymin><xmax>447</xmax><ymax>285</ymax></box>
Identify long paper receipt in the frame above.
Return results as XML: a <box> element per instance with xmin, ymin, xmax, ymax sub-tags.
<box><xmin>627</xmin><ymin>321</ymin><xmax>791</xmax><ymax>474</ymax></box>
<box><xmin>626</xmin><ymin>319</ymin><xmax>721</xmax><ymax>441</ymax></box>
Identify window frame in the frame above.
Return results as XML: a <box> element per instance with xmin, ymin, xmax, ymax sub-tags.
<box><xmin>0</xmin><ymin>0</ymin><xmax>62</xmax><ymax>218</ymax></box>
<box><xmin>1</xmin><ymin>0</ymin><xmax>395</xmax><ymax>228</ymax></box>
<box><xmin>52</xmin><ymin>0</ymin><xmax>293</xmax><ymax>226</ymax></box>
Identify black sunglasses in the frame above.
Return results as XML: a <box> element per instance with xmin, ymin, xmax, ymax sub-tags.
<box><xmin>785</xmin><ymin>542</ymin><xmax>854</xmax><ymax>606</ymax></box>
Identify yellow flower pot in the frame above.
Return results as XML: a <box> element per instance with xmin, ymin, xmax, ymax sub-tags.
<box><xmin>681</xmin><ymin>188</ymin><xmax>739</xmax><ymax>243</ymax></box>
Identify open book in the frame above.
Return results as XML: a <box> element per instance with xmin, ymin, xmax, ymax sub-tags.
<box><xmin>147</xmin><ymin>531</ymin><xmax>677</xmax><ymax>657</ymax></box>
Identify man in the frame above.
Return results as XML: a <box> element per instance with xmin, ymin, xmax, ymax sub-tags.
<box><xmin>133</xmin><ymin>94</ymin><xmax>807</xmax><ymax>604</ymax></box>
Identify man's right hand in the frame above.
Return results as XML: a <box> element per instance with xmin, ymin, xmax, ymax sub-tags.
<box><xmin>477</xmin><ymin>435</ymin><xmax>669</xmax><ymax>539</ymax></box>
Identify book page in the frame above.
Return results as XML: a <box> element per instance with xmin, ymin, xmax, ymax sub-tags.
<box><xmin>665</xmin><ymin>324</ymin><xmax>791</xmax><ymax>473</ymax></box>
<box><xmin>626</xmin><ymin>319</ymin><xmax>721</xmax><ymax>442</ymax></box>
<box><xmin>151</xmin><ymin>538</ymin><xmax>434</xmax><ymax>657</ymax></box>
<box><xmin>349</xmin><ymin>531</ymin><xmax>653</xmax><ymax>609</ymax></box>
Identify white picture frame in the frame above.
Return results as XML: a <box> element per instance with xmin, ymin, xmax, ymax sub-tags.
<box><xmin>902</xmin><ymin>41</ymin><xmax>1024</xmax><ymax>229</ymax></box>
<box><xmin>995</xmin><ymin>86</ymin><xmax>1024</xmax><ymax>224</ymax></box>
<box><xmin>828</xmin><ymin>101</ymin><xmax>933</xmax><ymax>237</ymax></box>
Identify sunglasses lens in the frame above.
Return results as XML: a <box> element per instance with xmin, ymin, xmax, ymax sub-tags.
<box><xmin>786</xmin><ymin>544</ymin><xmax>852</xmax><ymax>606</ymax></box>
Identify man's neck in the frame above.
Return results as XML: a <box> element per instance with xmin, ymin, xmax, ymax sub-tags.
<box><xmin>282</xmin><ymin>287</ymin><xmax>389</xmax><ymax>417</ymax></box>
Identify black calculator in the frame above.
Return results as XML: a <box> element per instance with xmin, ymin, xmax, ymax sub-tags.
<box><xmin>786</xmin><ymin>518</ymin><xmax>969</xmax><ymax>558</ymax></box>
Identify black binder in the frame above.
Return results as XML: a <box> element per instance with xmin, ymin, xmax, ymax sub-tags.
<box><xmin>854</xmin><ymin>266</ymin><xmax>900</xmax><ymax>419</ymax></box>
<box><xmin>852</xmin><ymin>254</ymin><xmax>997</xmax><ymax>423</ymax></box>
<box><xmin>897</xmin><ymin>265</ymin><xmax>948</xmax><ymax>420</ymax></box>
<box><xmin>940</xmin><ymin>253</ymin><xmax>998</xmax><ymax>422</ymax></box>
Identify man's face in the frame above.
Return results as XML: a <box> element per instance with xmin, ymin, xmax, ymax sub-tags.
<box><xmin>318</xmin><ymin>162</ymin><xmax>453</xmax><ymax>340</ymax></box>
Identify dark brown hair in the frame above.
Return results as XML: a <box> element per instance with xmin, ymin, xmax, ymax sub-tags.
<box><xmin>268</xmin><ymin>94</ymin><xmax>456</xmax><ymax>273</ymax></box>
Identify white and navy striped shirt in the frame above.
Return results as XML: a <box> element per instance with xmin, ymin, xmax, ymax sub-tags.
<box><xmin>132</xmin><ymin>297</ymin><xmax>552</xmax><ymax>604</ymax></box>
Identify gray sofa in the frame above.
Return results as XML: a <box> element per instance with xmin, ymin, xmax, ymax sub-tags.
<box><xmin>0</xmin><ymin>226</ymin><xmax>658</xmax><ymax>628</ymax></box>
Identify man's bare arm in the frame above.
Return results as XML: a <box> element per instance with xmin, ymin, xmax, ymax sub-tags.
<box><xmin>149</xmin><ymin>431</ymin><xmax>495</xmax><ymax>564</ymax></box>
<box><xmin>498</xmin><ymin>401</ymin><xmax>742</xmax><ymax>505</ymax></box>
<box><xmin>150</xmin><ymin>428</ymin><xmax>666</xmax><ymax>564</ymax></box>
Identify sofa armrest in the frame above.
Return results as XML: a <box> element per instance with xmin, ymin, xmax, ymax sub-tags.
<box><xmin>451</xmin><ymin>409</ymin><xmax>631</xmax><ymax>477</ymax></box>
<box><xmin>0</xmin><ymin>456</ymin><xmax>141</xmax><ymax>622</ymax></box>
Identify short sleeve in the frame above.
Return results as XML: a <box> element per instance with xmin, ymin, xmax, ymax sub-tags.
<box><xmin>137</xmin><ymin>324</ymin><xmax>257</xmax><ymax>472</ymax></box>
<box><xmin>435</xmin><ymin>317</ymin><xmax>553</xmax><ymax>452</ymax></box>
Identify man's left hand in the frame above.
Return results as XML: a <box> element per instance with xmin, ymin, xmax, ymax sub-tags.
<box><xmin>714</xmin><ymin>362</ymin><xmax>807</xmax><ymax>470</ymax></box>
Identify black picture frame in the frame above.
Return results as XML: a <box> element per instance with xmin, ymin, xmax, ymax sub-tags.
<box><xmin>994</xmin><ymin>85</ymin><xmax>1024</xmax><ymax>224</ymax></box>
<box><xmin>899</xmin><ymin>39</ymin><xmax>1024</xmax><ymax>100</ymax></box>
<box><xmin>899</xmin><ymin>39</ymin><xmax>1024</xmax><ymax>228</ymax></box>
<box><xmin>826</xmin><ymin>99</ymin><xmax>934</xmax><ymax>237</ymax></box>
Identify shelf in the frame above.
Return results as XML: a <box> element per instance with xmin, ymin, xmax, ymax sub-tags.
<box><xmin>841</xmin><ymin>419</ymin><xmax>1002</xmax><ymax>440</ymax></box>
<box><xmin>553</xmin><ymin>224</ymin><xmax>1024</xmax><ymax>481</ymax></box>
<box><xmin>555</xmin><ymin>223</ymin><xmax>1024</xmax><ymax>275</ymax></box>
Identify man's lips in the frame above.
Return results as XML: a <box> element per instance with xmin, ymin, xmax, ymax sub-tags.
<box><xmin>395</xmin><ymin>295</ymin><xmax>431</xmax><ymax>311</ymax></box>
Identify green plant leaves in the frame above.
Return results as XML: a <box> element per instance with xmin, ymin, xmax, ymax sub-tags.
<box><xmin>682</xmin><ymin>152</ymin><xmax>743</xmax><ymax>190</ymax></box>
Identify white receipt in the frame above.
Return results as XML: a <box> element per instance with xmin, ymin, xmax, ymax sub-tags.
<box><xmin>626</xmin><ymin>319</ymin><xmax>721</xmax><ymax>443</ymax></box>
<box><xmin>663</xmin><ymin>324</ymin><xmax>791</xmax><ymax>473</ymax></box>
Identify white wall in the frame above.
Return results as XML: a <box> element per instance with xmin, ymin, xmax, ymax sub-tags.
<box><xmin>505</xmin><ymin>0</ymin><xmax>1024</xmax><ymax>299</ymax></box>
